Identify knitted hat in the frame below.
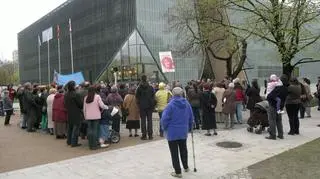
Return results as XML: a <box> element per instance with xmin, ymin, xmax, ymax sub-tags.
<box><xmin>172</xmin><ymin>87</ymin><xmax>183</xmax><ymax>96</ymax></box>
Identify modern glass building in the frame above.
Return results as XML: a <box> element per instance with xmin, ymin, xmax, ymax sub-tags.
<box><xmin>18</xmin><ymin>0</ymin><xmax>202</xmax><ymax>84</ymax></box>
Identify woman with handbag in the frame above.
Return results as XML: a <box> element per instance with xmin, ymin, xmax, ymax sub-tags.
<box><xmin>123</xmin><ymin>86</ymin><xmax>140</xmax><ymax>137</ymax></box>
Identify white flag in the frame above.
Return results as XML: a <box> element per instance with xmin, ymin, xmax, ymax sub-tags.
<box><xmin>159</xmin><ymin>51</ymin><xmax>175</xmax><ymax>73</ymax></box>
<box><xmin>42</xmin><ymin>27</ymin><xmax>53</xmax><ymax>43</ymax></box>
<box><xmin>38</xmin><ymin>35</ymin><xmax>41</xmax><ymax>46</ymax></box>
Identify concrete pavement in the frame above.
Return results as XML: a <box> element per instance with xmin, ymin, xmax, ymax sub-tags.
<box><xmin>0</xmin><ymin>109</ymin><xmax>319</xmax><ymax>179</ymax></box>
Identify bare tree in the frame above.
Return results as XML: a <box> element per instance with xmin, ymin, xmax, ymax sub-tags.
<box><xmin>168</xmin><ymin>0</ymin><xmax>248</xmax><ymax>79</ymax></box>
<box><xmin>204</xmin><ymin>0</ymin><xmax>320</xmax><ymax>77</ymax></box>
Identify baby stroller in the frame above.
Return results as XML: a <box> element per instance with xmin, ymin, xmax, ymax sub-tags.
<box><xmin>101</xmin><ymin>107</ymin><xmax>121</xmax><ymax>143</ymax></box>
<box><xmin>247</xmin><ymin>101</ymin><xmax>269</xmax><ymax>134</ymax></box>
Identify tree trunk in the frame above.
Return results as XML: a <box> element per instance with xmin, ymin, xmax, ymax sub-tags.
<box><xmin>201</xmin><ymin>50</ymin><xmax>215</xmax><ymax>79</ymax></box>
<box><xmin>231</xmin><ymin>40</ymin><xmax>247</xmax><ymax>79</ymax></box>
<box><xmin>226</xmin><ymin>59</ymin><xmax>232</xmax><ymax>78</ymax></box>
<box><xmin>282</xmin><ymin>63</ymin><xmax>294</xmax><ymax>79</ymax></box>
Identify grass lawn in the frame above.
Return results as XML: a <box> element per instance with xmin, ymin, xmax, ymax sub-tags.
<box><xmin>248</xmin><ymin>138</ymin><xmax>320</xmax><ymax>179</ymax></box>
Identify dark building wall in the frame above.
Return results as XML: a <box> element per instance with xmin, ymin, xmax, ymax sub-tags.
<box><xmin>18</xmin><ymin>0</ymin><xmax>136</xmax><ymax>84</ymax></box>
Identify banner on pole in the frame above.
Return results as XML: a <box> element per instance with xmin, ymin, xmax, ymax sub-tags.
<box><xmin>159</xmin><ymin>51</ymin><xmax>175</xmax><ymax>73</ymax></box>
<box><xmin>53</xmin><ymin>71</ymin><xmax>85</xmax><ymax>85</ymax></box>
<box><xmin>42</xmin><ymin>27</ymin><xmax>53</xmax><ymax>43</ymax></box>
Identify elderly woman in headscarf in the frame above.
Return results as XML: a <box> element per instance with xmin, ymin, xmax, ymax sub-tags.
<box><xmin>53</xmin><ymin>85</ymin><xmax>68</xmax><ymax>139</ymax></box>
<box><xmin>222</xmin><ymin>83</ymin><xmax>236</xmax><ymax>129</ymax></box>
<box><xmin>200</xmin><ymin>83</ymin><xmax>218</xmax><ymax>136</ymax></box>
<box><xmin>47</xmin><ymin>88</ymin><xmax>57</xmax><ymax>135</ymax></box>
<box><xmin>106</xmin><ymin>85</ymin><xmax>123</xmax><ymax>133</ymax></box>
<box><xmin>123</xmin><ymin>86</ymin><xmax>140</xmax><ymax>137</ymax></box>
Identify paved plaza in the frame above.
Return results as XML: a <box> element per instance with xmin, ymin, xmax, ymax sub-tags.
<box><xmin>0</xmin><ymin>109</ymin><xmax>319</xmax><ymax>179</ymax></box>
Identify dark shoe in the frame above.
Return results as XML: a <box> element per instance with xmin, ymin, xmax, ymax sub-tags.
<box><xmin>129</xmin><ymin>134</ymin><xmax>133</xmax><ymax>137</ymax></box>
<box><xmin>213</xmin><ymin>132</ymin><xmax>218</xmax><ymax>135</ymax></box>
<box><xmin>90</xmin><ymin>147</ymin><xmax>99</xmax><ymax>150</ymax></box>
<box><xmin>205</xmin><ymin>133</ymin><xmax>212</xmax><ymax>136</ymax></box>
<box><xmin>265</xmin><ymin>136</ymin><xmax>276</xmax><ymax>140</ymax></box>
<box><xmin>21</xmin><ymin>127</ymin><xmax>27</xmax><ymax>129</ymax></box>
<box><xmin>295</xmin><ymin>132</ymin><xmax>300</xmax><ymax>135</ymax></box>
<box><xmin>27</xmin><ymin>129</ymin><xmax>36</xmax><ymax>132</ymax></box>
<box><xmin>306</xmin><ymin>116</ymin><xmax>311</xmax><ymax>118</ymax></box>
<box><xmin>184</xmin><ymin>168</ymin><xmax>190</xmax><ymax>172</ymax></box>
<box><xmin>149</xmin><ymin>136</ymin><xmax>154</xmax><ymax>140</ymax></box>
<box><xmin>277</xmin><ymin>136</ymin><xmax>284</xmax><ymax>139</ymax></box>
<box><xmin>134</xmin><ymin>134</ymin><xmax>139</xmax><ymax>137</ymax></box>
<box><xmin>71</xmin><ymin>144</ymin><xmax>82</xmax><ymax>147</ymax></box>
<box><xmin>81</xmin><ymin>136</ymin><xmax>86</xmax><ymax>140</ymax></box>
<box><xmin>171</xmin><ymin>172</ymin><xmax>182</xmax><ymax>178</ymax></box>
<box><xmin>288</xmin><ymin>132</ymin><xmax>295</xmax><ymax>135</ymax></box>
<box><xmin>141</xmin><ymin>136</ymin><xmax>148</xmax><ymax>140</ymax></box>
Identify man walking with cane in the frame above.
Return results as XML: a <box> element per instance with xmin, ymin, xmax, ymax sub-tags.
<box><xmin>161</xmin><ymin>87</ymin><xmax>194</xmax><ymax>178</ymax></box>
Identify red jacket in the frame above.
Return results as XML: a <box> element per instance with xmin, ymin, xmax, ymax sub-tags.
<box><xmin>235</xmin><ymin>89</ymin><xmax>246</xmax><ymax>102</ymax></box>
<box><xmin>52</xmin><ymin>93</ymin><xmax>67</xmax><ymax>122</ymax></box>
<box><xmin>8</xmin><ymin>88</ymin><xmax>15</xmax><ymax>101</ymax></box>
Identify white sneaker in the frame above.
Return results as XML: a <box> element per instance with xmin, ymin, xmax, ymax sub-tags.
<box><xmin>100</xmin><ymin>144</ymin><xmax>110</xmax><ymax>148</ymax></box>
<box><xmin>277</xmin><ymin>110</ymin><xmax>285</xmax><ymax>114</ymax></box>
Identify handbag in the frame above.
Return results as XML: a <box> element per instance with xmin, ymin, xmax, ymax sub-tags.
<box><xmin>122</xmin><ymin>96</ymin><xmax>134</xmax><ymax>116</ymax></box>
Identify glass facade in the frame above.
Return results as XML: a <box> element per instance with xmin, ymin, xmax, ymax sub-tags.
<box><xmin>97</xmin><ymin>30</ymin><xmax>165</xmax><ymax>83</ymax></box>
<box><xmin>18</xmin><ymin>0</ymin><xmax>202</xmax><ymax>84</ymax></box>
<box><xmin>136</xmin><ymin>0</ymin><xmax>202</xmax><ymax>84</ymax></box>
<box><xmin>18</xmin><ymin>0</ymin><xmax>136</xmax><ymax>84</ymax></box>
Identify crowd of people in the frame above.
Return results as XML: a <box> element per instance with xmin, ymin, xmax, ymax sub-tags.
<box><xmin>1</xmin><ymin>74</ymin><xmax>320</xmax><ymax>178</ymax></box>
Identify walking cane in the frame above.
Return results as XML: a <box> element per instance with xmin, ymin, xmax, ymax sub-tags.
<box><xmin>191</xmin><ymin>128</ymin><xmax>197</xmax><ymax>172</ymax></box>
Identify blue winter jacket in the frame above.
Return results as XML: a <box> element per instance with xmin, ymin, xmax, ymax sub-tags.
<box><xmin>161</xmin><ymin>96</ymin><xmax>194</xmax><ymax>141</ymax></box>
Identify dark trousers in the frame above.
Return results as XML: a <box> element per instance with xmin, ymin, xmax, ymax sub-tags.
<box><xmin>34</xmin><ymin>109</ymin><xmax>42</xmax><ymax>129</ymax></box>
<box><xmin>168</xmin><ymin>139</ymin><xmax>189</xmax><ymax>174</ymax></box>
<box><xmin>140</xmin><ymin>109</ymin><xmax>153</xmax><ymax>137</ymax></box>
<box><xmin>192</xmin><ymin>107</ymin><xmax>200</xmax><ymax>129</ymax></box>
<box><xmin>4</xmin><ymin>110</ymin><xmax>13</xmax><ymax>125</ymax></box>
<box><xmin>27</xmin><ymin>110</ymin><xmax>36</xmax><ymax>131</ymax></box>
<box><xmin>67</xmin><ymin>123</ymin><xmax>80</xmax><ymax>146</ymax></box>
<box><xmin>87</xmin><ymin>120</ymin><xmax>99</xmax><ymax>149</ymax></box>
<box><xmin>112</xmin><ymin>115</ymin><xmax>121</xmax><ymax>133</ymax></box>
<box><xmin>159</xmin><ymin>112</ymin><xmax>163</xmax><ymax>135</ymax></box>
<box><xmin>299</xmin><ymin>103</ymin><xmax>306</xmax><ymax>118</ymax></box>
<box><xmin>286</xmin><ymin>104</ymin><xmax>300</xmax><ymax>134</ymax></box>
<box><xmin>80</xmin><ymin>121</ymin><xmax>88</xmax><ymax>138</ymax></box>
<box><xmin>267</xmin><ymin>104</ymin><xmax>283</xmax><ymax>137</ymax></box>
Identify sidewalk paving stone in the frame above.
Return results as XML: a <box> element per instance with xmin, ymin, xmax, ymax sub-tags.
<box><xmin>1</xmin><ymin>109</ymin><xmax>319</xmax><ymax>178</ymax></box>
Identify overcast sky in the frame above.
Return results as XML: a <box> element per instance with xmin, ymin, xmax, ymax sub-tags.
<box><xmin>0</xmin><ymin>0</ymin><xmax>66</xmax><ymax>60</ymax></box>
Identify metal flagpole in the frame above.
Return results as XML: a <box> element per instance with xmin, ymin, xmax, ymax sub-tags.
<box><xmin>38</xmin><ymin>35</ymin><xmax>41</xmax><ymax>84</ymax></box>
<box><xmin>48</xmin><ymin>36</ymin><xmax>51</xmax><ymax>84</ymax></box>
<box><xmin>57</xmin><ymin>25</ymin><xmax>61</xmax><ymax>73</ymax></box>
<box><xmin>69</xmin><ymin>18</ymin><xmax>74</xmax><ymax>73</ymax></box>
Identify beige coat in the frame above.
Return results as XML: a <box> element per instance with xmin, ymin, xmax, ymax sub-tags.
<box><xmin>222</xmin><ymin>89</ymin><xmax>236</xmax><ymax>114</ymax></box>
<box><xmin>212</xmin><ymin>87</ymin><xmax>225</xmax><ymax>112</ymax></box>
<box><xmin>123</xmin><ymin>94</ymin><xmax>140</xmax><ymax>121</ymax></box>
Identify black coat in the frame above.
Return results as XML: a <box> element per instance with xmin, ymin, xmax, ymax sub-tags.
<box><xmin>267</xmin><ymin>86</ymin><xmax>288</xmax><ymax>110</ymax></box>
<box><xmin>136</xmin><ymin>82</ymin><xmax>155</xmax><ymax>110</ymax></box>
<box><xmin>23</xmin><ymin>90</ymin><xmax>39</xmax><ymax>115</ymax></box>
<box><xmin>64</xmin><ymin>91</ymin><xmax>83</xmax><ymax>125</ymax></box>
<box><xmin>246</xmin><ymin>87</ymin><xmax>262</xmax><ymax>111</ymax></box>
<box><xmin>200</xmin><ymin>91</ymin><xmax>217</xmax><ymax>130</ymax></box>
<box><xmin>17</xmin><ymin>90</ymin><xmax>25</xmax><ymax>114</ymax></box>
